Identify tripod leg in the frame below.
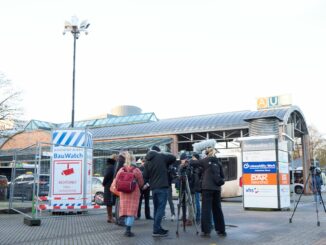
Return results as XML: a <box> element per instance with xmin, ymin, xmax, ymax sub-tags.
<box><xmin>289</xmin><ymin>173</ymin><xmax>311</xmax><ymax>223</ymax></box>
<box><xmin>317</xmin><ymin>190</ymin><xmax>326</xmax><ymax>213</ymax></box>
<box><xmin>315</xmin><ymin>194</ymin><xmax>320</xmax><ymax>227</ymax></box>
<box><xmin>185</xmin><ymin>176</ymin><xmax>199</xmax><ymax>235</ymax></box>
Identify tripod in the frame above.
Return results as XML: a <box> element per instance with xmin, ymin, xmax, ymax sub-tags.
<box><xmin>289</xmin><ymin>170</ymin><xmax>326</xmax><ymax>226</ymax></box>
<box><xmin>176</xmin><ymin>174</ymin><xmax>199</xmax><ymax>236</ymax></box>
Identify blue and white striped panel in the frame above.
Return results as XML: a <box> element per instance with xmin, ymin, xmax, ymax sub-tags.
<box><xmin>52</xmin><ymin>130</ymin><xmax>93</xmax><ymax>148</ymax></box>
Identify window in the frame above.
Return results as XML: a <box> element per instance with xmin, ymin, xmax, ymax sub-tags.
<box><xmin>220</xmin><ymin>157</ymin><xmax>237</xmax><ymax>181</ymax></box>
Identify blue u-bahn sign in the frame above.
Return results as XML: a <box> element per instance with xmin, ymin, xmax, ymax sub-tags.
<box><xmin>243</xmin><ymin>162</ymin><xmax>277</xmax><ymax>173</ymax></box>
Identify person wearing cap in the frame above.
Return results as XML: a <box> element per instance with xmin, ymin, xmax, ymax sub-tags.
<box><xmin>143</xmin><ymin>145</ymin><xmax>176</xmax><ymax>237</ymax></box>
<box><xmin>190</xmin><ymin>147</ymin><xmax>226</xmax><ymax>238</ymax></box>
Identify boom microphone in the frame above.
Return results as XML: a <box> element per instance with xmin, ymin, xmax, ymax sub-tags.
<box><xmin>192</xmin><ymin>139</ymin><xmax>217</xmax><ymax>153</ymax></box>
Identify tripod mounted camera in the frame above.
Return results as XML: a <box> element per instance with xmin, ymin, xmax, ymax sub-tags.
<box><xmin>289</xmin><ymin>165</ymin><xmax>326</xmax><ymax>226</ymax></box>
<box><xmin>175</xmin><ymin>165</ymin><xmax>199</xmax><ymax>236</ymax></box>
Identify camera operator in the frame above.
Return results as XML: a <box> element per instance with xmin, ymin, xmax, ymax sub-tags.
<box><xmin>190</xmin><ymin>147</ymin><xmax>226</xmax><ymax>238</ymax></box>
<box><xmin>310</xmin><ymin>166</ymin><xmax>323</xmax><ymax>204</ymax></box>
<box><xmin>177</xmin><ymin>153</ymin><xmax>196</xmax><ymax>226</ymax></box>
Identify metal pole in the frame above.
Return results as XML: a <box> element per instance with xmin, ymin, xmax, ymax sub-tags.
<box><xmin>72</xmin><ymin>31</ymin><xmax>77</xmax><ymax>128</ymax></box>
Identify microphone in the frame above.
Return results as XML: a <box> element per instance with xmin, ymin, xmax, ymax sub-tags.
<box><xmin>192</xmin><ymin>139</ymin><xmax>217</xmax><ymax>153</ymax></box>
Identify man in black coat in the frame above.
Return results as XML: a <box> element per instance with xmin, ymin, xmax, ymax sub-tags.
<box><xmin>143</xmin><ymin>146</ymin><xmax>176</xmax><ymax>237</ymax></box>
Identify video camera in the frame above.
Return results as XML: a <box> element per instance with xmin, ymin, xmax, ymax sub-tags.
<box><xmin>310</xmin><ymin>165</ymin><xmax>321</xmax><ymax>175</ymax></box>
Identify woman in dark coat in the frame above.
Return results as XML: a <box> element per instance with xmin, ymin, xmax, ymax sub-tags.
<box><xmin>190</xmin><ymin>148</ymin><xmax>226</xmax><ymax>238</ymax></box>
<box><xmin>102</xmin><ymin>154</ymin><xmax>117</xmax><ymax>223</ymax></box>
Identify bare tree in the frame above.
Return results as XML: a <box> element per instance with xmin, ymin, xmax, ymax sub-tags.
<box><xmin>0</xmin><ymin>73</ymin><xmax>23</xmax><ymax>138</ymax></box>
<box><xmin>308</xmin><ymin>125</ymin><xmax>326</xmax><ymax>167</ymax></box>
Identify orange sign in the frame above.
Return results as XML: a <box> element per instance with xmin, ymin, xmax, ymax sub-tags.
<box><xmin>279</xmin><ymin>173</ymin><xmax>289</xmax><ymax>185</ymax></box>
<box><xmin>243</xmin><ymin>173</ymin><xmax>277</xmax><ymax>185</ymax></box>
<box><xmin>257</xmin><ymin>97</ymin><xmax>268</xmax><ymax>110</ymax></box>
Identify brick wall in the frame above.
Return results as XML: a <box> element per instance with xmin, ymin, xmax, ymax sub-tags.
<box><xmin>0</xmin><ymin>130</ymin><xmax>51</xmax><ymax>150</ymax></box>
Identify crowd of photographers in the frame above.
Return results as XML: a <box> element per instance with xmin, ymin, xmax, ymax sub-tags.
<box><xmin>102</xmin><ymin>145</ymin><xmax>226</xmax><ymax>239</ymax></box>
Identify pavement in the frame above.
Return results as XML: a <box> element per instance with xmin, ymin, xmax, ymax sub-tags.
<box><xmin>1</xmin><ymin>194</ymin><xmax>326</xmax><ymax>245</ymax></box>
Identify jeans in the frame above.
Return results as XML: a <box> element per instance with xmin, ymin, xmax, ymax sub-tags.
<box><xmin>125</xmin><ymin>216</ymin><xmax>135</xmax><ymax>227</ymax></box>
<box><xmin>167</xmin><ymin>185</ymin><xmax>175</xmax><ymax>215</ymax></box>
<box><xmin>152</xmin><ymin>188</ymin><xmax>168</xmax><ymax>233</ymax></box>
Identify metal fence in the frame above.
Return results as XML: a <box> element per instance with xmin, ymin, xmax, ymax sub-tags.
<box><xmin>6</xmin><ymin>142</ymin><xmax>116</xmax><ymax>221</ymax></box>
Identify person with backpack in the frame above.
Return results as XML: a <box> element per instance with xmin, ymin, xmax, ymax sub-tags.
<box><xmin>143</xmin><ymin>145</ymin><xmax>176</xmax><ymax>237</ymax></box>
<box><xmin>112</xmin><ymin>151</ymin><xmax>128</xmax><ymax>226</ymax></box>
<box><xmin>114</xmin><ymin>151</ymin><xmax>144</xmax><ymax>237</ymax></box>
<box><xmin>190</xmin><ymin>147</ymin><xmax>226</xmax><ymax>238</ymax></box>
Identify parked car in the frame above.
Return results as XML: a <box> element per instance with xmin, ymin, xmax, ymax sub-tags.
<box><xmin>92</xmin><ymin>176</ymin><xmax>104</xmax><ymax>205</ymax></box>
<box><xmin>8</xmin><ymin>174</ymin><xmax>49</xmax><ymax>201</ymax></box>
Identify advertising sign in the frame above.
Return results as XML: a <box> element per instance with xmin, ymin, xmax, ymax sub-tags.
<box><xmin>243</xmin><ymin>162</ymin><xmax>277</xmax><ymax>173</ymax></box>
<box><xmin>242</xmin><ymin>137</ymin><xmax>290</xmax><ymax>209</ymax></box>
<box><xmin>50</xmin><ymin>129</ymin><xmax>93</xmax><ymax>209</ymax></box>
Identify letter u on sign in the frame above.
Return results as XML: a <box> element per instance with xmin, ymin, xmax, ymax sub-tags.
<box><xmin>268</xmin><ymin>96</ymin><xmax>279</xmax><ymax>107</ymax></box>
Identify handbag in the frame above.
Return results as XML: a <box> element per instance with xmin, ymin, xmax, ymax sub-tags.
<box><xmin>110</xmin><ymin>178</ymin><xmax>120</xmax><ymax>196</ymax></box>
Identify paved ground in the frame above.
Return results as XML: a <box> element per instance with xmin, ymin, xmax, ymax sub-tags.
<box><xmin>1</xmin><ymin>194</ymin><xmax>326</xmax><ymax>245</ymax></box>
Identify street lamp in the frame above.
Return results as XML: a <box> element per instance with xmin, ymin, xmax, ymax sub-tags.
<box><xmin>63</xmin><ymin>16</ymin><xmax>90</xmax><ymax>128</ymax></box>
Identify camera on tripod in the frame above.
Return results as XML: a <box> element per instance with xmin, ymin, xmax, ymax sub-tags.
<box><xmin>309</xmin><ymin>165</ymin><xmax>321</xmax><ymax>175</ymax></box>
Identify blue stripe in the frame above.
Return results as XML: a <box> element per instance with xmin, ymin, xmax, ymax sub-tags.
<box><xmin>53</xmin><ymin>132</ymin><xmax>58</xmax><ymax>141</ymax></box>
<box><xmin>65</xmin><ymin>132</ymin><xmax>76</xmax><ymax>146</ymax></box>
<box><xmin>73</xmin><ymin>132</ymin><xmax>85</xmax><ymax>147</ymax></box>
<box><xmin>56</xmin><ymin>132</ymin><xmax>67</xmax><ymax>145</ymax></box>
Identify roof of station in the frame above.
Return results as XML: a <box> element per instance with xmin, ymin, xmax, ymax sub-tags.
<box><xmin>91</xmin><ymin>106</ymin><xmax>306</xmax><ymax>139</ymax></box>
<box><xmin>6</xmin><ymin>105</ymin><xmax>306</xmax><ymax>142</ymax></box>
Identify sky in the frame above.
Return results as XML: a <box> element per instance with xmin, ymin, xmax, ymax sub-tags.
<box><xmin>1</xmin><ymin>0</ymin><xmax>326</xmax><ymax>134</ymax></box>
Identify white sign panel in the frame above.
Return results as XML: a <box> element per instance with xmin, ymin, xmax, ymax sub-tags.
<box><xmin>243</xmin><ymin>185</ymin><xmax>279</xmax><ymax>208</ymax></box>
<box><xmin>52</xmin><ymin>160</ymin><xmax>82</xmax><ymax>195</ymax></box>
<box><xmin>243</xmin><ymin>150</ymin><xmax>276</xmax><ymax>162</ymax></box>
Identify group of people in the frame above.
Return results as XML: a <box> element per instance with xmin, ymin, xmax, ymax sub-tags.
<box><xmin>102</xmin><ymin>145</ymin><xmax>226</xmax><ymax>238</ymax></box>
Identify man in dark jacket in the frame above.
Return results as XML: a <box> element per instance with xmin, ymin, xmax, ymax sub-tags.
<box><xmin>143</xmin><ymin>146</ymin><xmax>176</xmax><ymax>237</ymax></box>
<box><xmin>190</xmin><ymin>148</ymin><xmax>226</xmax><ymax>238</ymax></box>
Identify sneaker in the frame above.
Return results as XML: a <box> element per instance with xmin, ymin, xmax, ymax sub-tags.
<box><xmin>171</xmin><ymin>215</ymin><xmax>175</xmax><ymax>221</ymax></box>
<box><xmin>217</xmin><ymin>231</ymin><xmax>227</xmax><ymax>237</ymax></box>
<box><xmin>200</xmin><ymin>232</ymin><xmax>210</xmax><ymax>238</ymax></box>
<box><xmin>152</xmin><ymin>230</ymin><xmax>168</xmax><ymax>237</ymax></box>
<box><xmin>160</xmin><ymin>228</ymin><xmax>169</xmax><ymax>234</ymax></box>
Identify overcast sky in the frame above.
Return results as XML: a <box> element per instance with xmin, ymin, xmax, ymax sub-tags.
<box><xmin>1</xmin><ymin>0</ymin><xmax>326</xmax><ymax>134</ymax></box>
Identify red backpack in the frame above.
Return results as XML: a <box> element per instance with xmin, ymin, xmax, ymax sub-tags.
<box><xmin>116</xmin><ymin>167</ymin><xmax>137</xmax><ymax>193</ymax></box>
